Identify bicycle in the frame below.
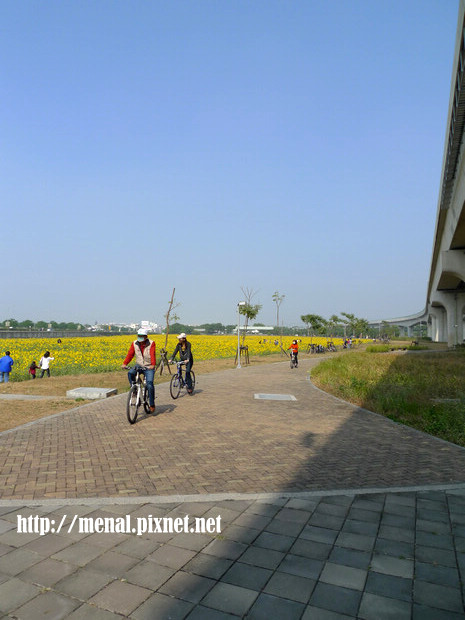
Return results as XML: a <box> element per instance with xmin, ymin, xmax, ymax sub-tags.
<box><xmin>169</xmin><ymin>361</ymin><xmax>196</xmax><ymax>399</ymax></box>
<box><xmin>289</xmin><ymin>351</ymin><xmax>298</xmax><ymax>369</ymax></box>
<box><xmin>125</xmin><ymin>366</ymin><xmax>151</xmax><ymax>424</ymax></box>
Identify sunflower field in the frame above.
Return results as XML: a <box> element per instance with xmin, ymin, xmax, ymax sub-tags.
<box><xmin>0</xmin><ymin>334</ymin><xmax>366</xmax><ymax>381</ymax></box>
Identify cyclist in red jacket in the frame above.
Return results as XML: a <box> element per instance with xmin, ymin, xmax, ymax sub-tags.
<box><xmin>288</xmin><ymin>340</ymin><xmax>299</xmax><ymax>367</ymax></box>
<box><xmin>122</xmin><ymin>328</ymin><xmax>156</xmax><ymax>412</ymax></box>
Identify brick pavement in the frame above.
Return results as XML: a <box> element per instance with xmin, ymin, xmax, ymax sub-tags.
<box><xmin>1</xmin><ymin>358</ymin><xmax>465</xmax><ymax>500</ymax></box>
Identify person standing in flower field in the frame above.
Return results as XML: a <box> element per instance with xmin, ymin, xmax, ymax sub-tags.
<box><xmin>169</xmin><ymin>333</ymin><xmax>194</xmax><ymax>393</ymax></box>
<box><xmin>122</xmin><ymin>328</ymin><xmax>156</xmax><ymax>412</ymax></box>
<box><xmin>39</xmin><ymin>351</ymin><xmax>54</xmax><ymax>377</ymax></box>
<box><xmin>0</xmin><ymin>351</ymin><xmax>14</xmax><ymax>382</ymax></box>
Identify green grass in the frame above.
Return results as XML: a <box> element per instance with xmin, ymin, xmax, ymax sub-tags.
<box><xmin>311</xmin><ymin>350</ymin><xmax>465</xmax><ymax>447</ymax></box>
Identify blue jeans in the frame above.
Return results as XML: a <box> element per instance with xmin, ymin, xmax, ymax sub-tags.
<box><xmin>128</xmin><ymin>366</ymin><xmax>155</xmax><ymax>407</ymax></box>
<box><xmin>0</xmin><ymin>372</ymin><xmax>10</xmax><ymax>383</ymax></box>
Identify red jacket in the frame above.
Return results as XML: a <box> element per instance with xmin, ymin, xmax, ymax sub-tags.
<box><xmin>123</xmin><ymin>339</ymin><xmax>156</xmax><ymax>367</ymax></box>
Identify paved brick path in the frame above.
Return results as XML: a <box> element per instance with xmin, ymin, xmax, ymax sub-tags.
<box><xmin>1</xmin><ymin>358</ymin><xmax>465</xmax><ymax>500</ymax></box>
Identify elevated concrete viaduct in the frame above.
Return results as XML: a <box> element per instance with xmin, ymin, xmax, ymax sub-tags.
<box><xmin>375</xmin><ymin>1</ymin><xmax>465</xmax><ymax>346</ymax></box>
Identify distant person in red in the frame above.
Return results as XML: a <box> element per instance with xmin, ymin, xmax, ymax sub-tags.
<box><xmin>288</xmin><ymin>340</ymin><xmax>299</xmax><ymax>367</ymax></box>
<box><xmin>122</xmin><ymin>328</ymin><xmax>156</xmax><ymax>412</ymax></box>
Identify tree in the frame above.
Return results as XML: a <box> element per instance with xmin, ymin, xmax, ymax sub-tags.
<box><xmin>239</xmin><ymin>287</ymin><xmax>262</xmax><ymax>346</ymax></box>
<box><xmin>301</xmin><ymin>314</ymin><xmax>325</xmax><ymax>341</ymax></box>
<box><xmin>327</xmin><ymin>315</ymin><xmax>343</xmax><ymax>337</ymax></box>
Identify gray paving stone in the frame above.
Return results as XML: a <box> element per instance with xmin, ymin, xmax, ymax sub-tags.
<box><xmin>415</xmin><ymin>531</ymin><xmax>454</xmax><ymax>550</ymax></box>
<box><xmin>302</xmin><ymin>606</ymin><xmax>354</xmax><ymax>619</ymax></box>
<box><xmin>0</xmin><ymin>576</ymin><xmax>41</xmax><ymax>613</ymax></box>
<box><xmin>289</xmin><ymin>537</ymin><xmax>332</xmax><ymax>560</ymax></box>
<box><xmin>20</xmin><ymin>556</ymin><xmax>77</xmax><ymax>587</ymax></box>
<box><xmin>54</xmin><ymin>567</ymin><xmax>113</xmax><ymax>600</ymax></box>
<box><xmin>415</xmin><ymin>560</ymin><xmax>460</xmax><ymax>588</ymax></box>
<box><xmin>247</xmin><ymin>592</ymin><xmax>306</xmax><ymax>619</ymax></box>
<box><xmin>221</xmin><ymin>561</ymin><xmax>272</xmax><ymax>590</ymax></box>
<box><xmin>328</xmin><ymin>546</ymin><xmax>371</xmax><ymax>570</ymax></box>
<box><xmin>347</xmin><ymin>507</ymin><xmax>381</xmax><ymax>524</ymax></box>
<box><xmin>88</xmin><ymin>580</ymin><xmax>152</xmax><ymax>615</ymax></box>
<box><xmin>319</xmin><ymin>562</ymin><xmax>367</xmax><ymax>591</ymax></box>
<box><xmin>239</xmin><ymin>546</ymin><xmax>285</xmax><ymax>569</ymax></box>
<box><xmin>13</xmin><ymin>590</ymin><xmax>81</xmax><ymax>619</ymax></box>
<box><xmin>275</xmin><ymin>507</ymin><xmax>312</xmax><ymax>524</ymax></box>
<box><xmin>341</xmin><ymin>519</ymin><xmax>378</xmax><ymax>537</ymax></box>
<box><xmin>0</xmin><ymin>547</ymin><xmax>42</xmax><ymax>575</ymax></box>
<box><xmin>201</xmin><ymin>581</ymin><xmax>258</xmax><ymax>615</ymax></box>
<box><xmin>221</xmin><ymin>523</ymin><xmax>261</xmax><ymax>544</ymax></box>
<box><xmin>358</xmin><ymin>592</ymin><xmax>411</xmax><ymax>619</ymax></box>
<box><xmin>377</xmin><ymin>524</ymin><xmax>415</xmax><ymax>544</ymax></box>
<box><xmin>412</xmin><ymin>603</ymin><xmax>465</xmax><ymax>619</ymax></box>
<box><xmin>414</xmin><ymin>580</ymin><xmax>464</xmax><ymax>613</ymax></box>
<box><xmin>253</xmin><ymin>530</ymin><xmax>295</xmax><ymax>552</ymax></box>
<box><xmin>309</xmin><ymin>513</ymin><xmax>346</xmax><ymax>530</ymax></box>
<box><xmin>68</xmin><ymin>604</ymin><xmax>123</xmax><ymax>619</ymax></box>
<box><xmin>147</xmin><ymin>543</ymin><xmax>197</xmax><ymax>569</ymax></box>
<box><xmin>314</xmin><ymin>502</ymin><xmax>350</xmax><ymax>518</ymax></box>
<box><xmin>370</xmin><ymin>553</ymin><xmax>414</xmax><ymax>578</ymax></box>
<box><xmin>335</xmin><ymin>531</ymin><xmax>376</xmax><ymax>552</ymax></box>
<box><xmin>416</xmin><ymin>518</ymin><xmax>451</xmax><ymax>535</ymax></box>
<box><xmin>263</xmin><ymin>570</ymin><xmax>315</xmax><ymax>603</ymax></box>
<box><xmin>365</xmin><ymin>571</ymin><xmax>412</xmax><ymax>602</ymax></box>
<box><xmin>86</xmin><ymin>549</ymin><xmax>139</xmax><ymax>577</ymax></box>
<box><xmin>415</xmin><ymin>544</ymin><xmax>457</xmax><ymax>567</ymax></box>
<box><xmin>186</xmin><ymin>604</ymin><xmax>242</xmax><ymax>619</ymax></box>
<box><xmin>380</xmin><ymin>513</ymin><xmax>415</xmax><ymax>529</ymax></box>
<box><xmin>124</xmin><ymin>559</ymin><xmax>175</xmax><ymax>590</ymax></box>
<box><xmin>202</xmin><ymin>537</ymin><xmax>247</xmax><ymax>560</ymax></box>
<box><xmin>51</xmin><ymin>540</ymin><xmax>103</xmax><ymax>566</ymax></box>
<box><xmin>183</xmin><ymin>552</ymin><xmax>233</xmax><ymax>579</ymax></box>
<box><xmin>374</xmin><ymin>537</ymin><xmax>414</xmax><ymax>559</ymax></box>
<box><xmin>309</xmin><ymin>582</ymin><xmax>362</xmax><ymax>616</ymax></box>
<box><xmin>113</xmin><ymin>535</ymin><xmax>161</xmax><ymax>558</ymax></box>
<box><xmin>350</xmin><ymin>498</ymin><xmax>385</xmax><ymax>512</ymax></box>
<box><xmin>131</xmin><ymin>592</ymin><xmax>194</xmax><ymax>620</ymax></box>
<box><xmin>158</xmin><ymin>570</ymin><xmax>216</xmax><ymax>603</ymax></box>
<box><xmin>264</xmin><ymin>517</ymin><xmax>305</xmax><ymax>537</ymax></box>
<box><xmin>278</xmin><ymin>553</ymin><xmax>324</xmax><ymax>579</ymax></box>
<box><xmin>300</xmin><ymin>525</ymin><xmax>339</xmax><ymax>545</ymax></box>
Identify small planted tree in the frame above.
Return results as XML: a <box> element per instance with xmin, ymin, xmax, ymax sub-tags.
<box><xmin>239</xmin><ymin>287</ymin><xmax>262</xmax><ymax>347</ymax></box>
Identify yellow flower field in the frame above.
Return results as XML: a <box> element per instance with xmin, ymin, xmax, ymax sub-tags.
<box><xmin>0</xmin><ymin>334</ymin><xmax>368</xmax><ymax>381</ymax></box>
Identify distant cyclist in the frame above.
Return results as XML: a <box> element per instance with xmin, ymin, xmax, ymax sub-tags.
<box><xmin>169</xmin><ymin>333</ymin><xmax>194</xmax><ymax>393</ymax></box>
<box><xmin>288</xmin><ymin>340</ymin><xmax>299</xmax><ymax>367</ymax></box>
<box><xmin>122</xmin><ymin>328</ymin><xmax>156</xmax><ymax>412</ymax></box>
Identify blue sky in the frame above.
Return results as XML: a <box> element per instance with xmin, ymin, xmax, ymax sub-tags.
<box><xmin>2</xmin><ymin>0</ymin><xmax>459</xmax><ymax>327</ymax></box>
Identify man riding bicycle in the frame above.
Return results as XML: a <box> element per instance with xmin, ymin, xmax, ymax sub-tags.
<box><xmin>122</xmin><ymin>328</ymin><xmax>156</xmax><ymax>412</ymax></box>
<box><xmin>169</xmin><ymin>333</ymin><xmax>194</xmax><ymax>393</ymax></box>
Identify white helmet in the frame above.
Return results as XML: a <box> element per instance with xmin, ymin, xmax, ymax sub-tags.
<box><xmin>178</xmin><ymin>333</ymin><xmax>186</xmax><ymax>339</ymax></box>
<box><xmin>137</xmin><ymin>328</ymin><xmax>148</xmax><ymax>336</ymax></box>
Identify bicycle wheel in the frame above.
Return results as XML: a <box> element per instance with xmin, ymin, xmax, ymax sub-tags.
<box><xmin>127</xmin><ymin>385</ymin><xmax>139</xmax><ymax>424</ymax></box>
<box><xmin>170</xmin><ymin>374</ymin><xmax>181</xmax><ymax>399</ymax></box>
<box><xmin>189</xmin><ymin>370</ymin><xmax>196</xmax><ymax>394</ymax></box>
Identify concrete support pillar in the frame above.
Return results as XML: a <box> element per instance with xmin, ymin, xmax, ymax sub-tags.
<box><xmin>430</xmin><ymin>292</ymin><xmax>465</xmax><ymax>346</ymax></box>
<box><xmin>428</xmin><ymin>308</ymin><xmax>446</xmax><ymax>342</ymax></box>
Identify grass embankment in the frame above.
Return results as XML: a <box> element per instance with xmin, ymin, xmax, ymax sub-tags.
<box><xmin>311</xmin><ymin>348</ymin><xmax>465</xmax><ymax>447</ymax></box>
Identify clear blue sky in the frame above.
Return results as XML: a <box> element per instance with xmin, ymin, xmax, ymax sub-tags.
<box><xmin>2</xmin><ymin>0</ymin><xmax>459</xmax><ymax>327</ymax></box>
